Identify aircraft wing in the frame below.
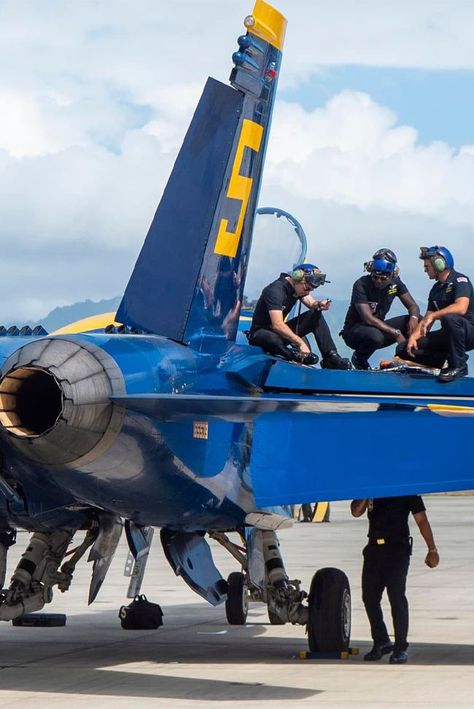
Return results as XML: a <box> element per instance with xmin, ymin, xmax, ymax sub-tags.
<box><xmin>113</xmin><ymin>384</ymin><xmax>474</xmax><ymax>505</ymax></box>
<box><xmin>250</xmin><ymin>401</ymin><xmax>474</xmax><ymax>505</ymax></box>
<box><xmin>247</xmin><ymin>360</ymin><xmax>474</xmax><ymax>503</ymax></box>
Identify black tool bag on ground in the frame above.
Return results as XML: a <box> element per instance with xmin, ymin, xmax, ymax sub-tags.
<box><xmin>119</xmin><ymin>594</ymin><xmax>164</xmax><ymax>630</ymax></box>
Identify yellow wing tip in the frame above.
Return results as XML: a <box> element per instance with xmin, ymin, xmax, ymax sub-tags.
<box><xmin>427</xmin><ymin>404</ymin><xmax>474</xmax><ymax>416</ymax></box>
<box><xmin>247</xmin><ymin>0</ymin><xmax>287</xmax><ymax>51</ymax></box>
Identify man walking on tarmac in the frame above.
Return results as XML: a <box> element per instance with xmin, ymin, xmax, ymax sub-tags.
<box><xmin>351</xmin><ymin>496</ymin><xmax>439</xmax><ymax>664</ymax></box>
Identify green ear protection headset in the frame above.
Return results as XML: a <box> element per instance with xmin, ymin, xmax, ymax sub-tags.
<box><xmin>291</xmin><ymin>263</ymin><xmax>329</xmax><ymax>289</ymax></box>
<box><xmin>291</xmin><ymin>268</ymin><xmax>307</xmax><ymax>282</ymax></box>
<box><xmin>419</xmin><ymin>246</ymin><xmax>454</xmax><ymax>273</ymax></box>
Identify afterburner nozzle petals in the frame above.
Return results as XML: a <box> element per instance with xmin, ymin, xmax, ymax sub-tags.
<box><xmin>0</xmin><ymin>337</ymin><xmax>125</xmax><ymax>467</ymax></box>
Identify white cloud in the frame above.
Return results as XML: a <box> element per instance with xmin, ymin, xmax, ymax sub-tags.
<box><xmin>0</xmin><ymin>0</ymin><xmax>473</xmax><ymax>321</ymax></box>
<box><xmin>266</xmin><ymin>92</ymin><xmax>474</xmax><ymax>217</ymax></box>
<box><xmin>278</xmin><ymin>0</ymin><xmax>474</xmax><ymax>83</ymax></box>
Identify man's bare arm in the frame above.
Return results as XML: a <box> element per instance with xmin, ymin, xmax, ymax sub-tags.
<box><xmin>413</xmin><ymin>510</ymin><xmax>439</xmax><ymax>568</ymax></box>
<box><xmin>355</xmin><ymin>303</ymin><xmax>404</xmax><ymax>341</ymax></box>
<box><xmin>351</xmin><ymin>499</ymin><xmax>369</xmax><ymax>517</ymax></box>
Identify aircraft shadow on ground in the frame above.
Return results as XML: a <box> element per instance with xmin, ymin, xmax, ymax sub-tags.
<box><xmin>0</xmin><ymin>602</ymin><xmax>318</xmax><ymax>700</ymax></box>
<box><xmin>1</xmin><ymin>602</ymin><xmax>473</xmax><ymax>700</ymax></box>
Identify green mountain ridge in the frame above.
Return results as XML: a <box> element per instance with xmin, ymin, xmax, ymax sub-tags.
<box><xmin>18</xmin><ymin>297</ymin><xmax>121</xmax><ymax>333</ymax></box>
<box><xmin>18</xmin><ymin>295</ymin><xmax>424</xmax><ymax>366</ymax></box>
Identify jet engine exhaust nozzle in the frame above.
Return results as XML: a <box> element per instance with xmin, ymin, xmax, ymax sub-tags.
<box><xmin>0</xmin><ymin>337</ymin><xmax>125</xmax><ymax>467</ymax></box>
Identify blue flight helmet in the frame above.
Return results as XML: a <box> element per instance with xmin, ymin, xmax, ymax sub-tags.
<box><xmin>419</xmin><ymin>245</ymin><xmax>454</xmax><ymax>272</ymax></box>
<box><xmin>291</xmin><ymin>263</ymin><xmax>328</xmax><ymax>289</ymax></box>
<box><xmin>372</xmin><ymin>258</ymin><xmax>396</xmax><ymax>275</ymax></box>
<box><xmin>365</xmin><ymin>248</ymin><xmax>399</xmax><ymax>278</ymax></box>
<box><xmin>373</xmin><ymin>248</ymin><xmax>397</xmax><ymax>265</ymax></box>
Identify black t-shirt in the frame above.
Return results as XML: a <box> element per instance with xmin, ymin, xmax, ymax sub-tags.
<box><xmin>343</xmin><ymin>275</ymin><xmax>409</xmax><ymax>331</ymax></box>
<box><xmin>250</xmin><ymin>273</ymin><xmax>297</xmax><ymax>332</ymax></box>
<box><xmin>427</xmin><ymin>269</ymin><xmax>474</xmax><ymax>324</ymax></box>
<box><xmin>367</xmin><ymin>496</ymin><xmax>425</xmax><ymax>542</ymax></box>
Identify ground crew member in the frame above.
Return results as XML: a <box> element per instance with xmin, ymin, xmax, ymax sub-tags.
<box><xmin>248</xmin><ymin>263</ymin><xmax>350</xmax><ymax>368</ymax></box>
<box><xmin>396</xmin><ymin>246</ymin><xmax>474</xmax><ymax>382</ymax></box>
<box><xmin>341</xmin><ymin>249</ymin><xmax>420</xmax><ymax>369</ymax></box>
<box><xmin>351</xmin><ymin>496</ymin><xmax>439</xmax><ymax>664</ymax></box>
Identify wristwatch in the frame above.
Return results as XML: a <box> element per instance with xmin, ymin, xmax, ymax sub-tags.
<box><xmin>393</xmin><ymin>329</ymin><xmax>401</xmax><ymax>337</ymax></box>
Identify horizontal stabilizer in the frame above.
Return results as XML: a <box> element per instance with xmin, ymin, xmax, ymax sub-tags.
<box><xmin>113</xmin><ymin>393</ymin><xmax>308</xmax><ymax>421</ymax></box>
<box><xmin>111</xmin><ymin>392</ymin><xmax>428</xmax><ymax>422</ymax></box>
<box><xmin>250</xmin><ymin>405</ymin><xmax>474</xmax><ymax>506</ymax></box>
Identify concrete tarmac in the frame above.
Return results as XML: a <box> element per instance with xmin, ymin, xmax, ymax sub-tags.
<box><xmin>0</xmin><ymin>496</ymin><xmax>473</xmax><ymax>707</ymax></box>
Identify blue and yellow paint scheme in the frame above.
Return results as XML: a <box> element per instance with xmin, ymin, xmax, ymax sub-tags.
<box><xmin>0</xmin><ymin>1</ymin><xmax>291</xmax><ymax>608</ymax></box>
<box><xmin>0</xmin><ymin>1</ymin><xmax>472</xmax><ymax>617</ymax></box>
<box><xmin>51</xmin><ymin>312</ymin><xmax>119</xmax><ymax>335</ymax></box>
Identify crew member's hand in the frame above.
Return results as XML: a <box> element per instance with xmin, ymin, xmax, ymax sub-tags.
<box><xmin>425</xmin><ymin>549</ymin><xmax>439</xmax><ymax>568</ymax></box>
<box><xmin>419</xmin><ymin>315</ymin><xmax>434</xmax><ymax>337</ymax></box>
<box><xmin>318</xmin><ymin>299</ymin><xmax>331</xmax><ymax>311</ymax></box>
<box><xmin>396</xmin><ymin>333</ymin><xmax>406</xmax><ymax>344</ymax></box>
<box><xmin>408</xmin><ymin>318</ymin><xmax>419</xmax><ymax>336</ymax></box>
<box><xmin>298</xmin><ymin>341</ymin><xmax>311</xmax><ymax>356</ymax></box>
<box><xmin>407</xmin><ymin>335</ymin><xmax>418</xmax><ymax>357</ymax></box>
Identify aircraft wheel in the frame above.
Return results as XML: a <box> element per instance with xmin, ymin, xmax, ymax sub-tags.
<box><xmin>307</xmin><ymin>567</ymin><xmax>351</xmax><ymax>652</ymax></box>
<box><xmin>267</xmin><ymin>606</ymin><xmax>286</xmax><ymax>625</ymax></box>
<box><xmin>225</xmin><ymin>571</ymin><xmax>248</xmax><ymax>625</ymax></box>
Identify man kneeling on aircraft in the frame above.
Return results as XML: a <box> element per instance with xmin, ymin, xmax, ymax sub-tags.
<box><xmin>396</xmin><ymin>246</ymin><xmax>474</xmax><ymax>382</ymax></box>
<box><xmin>248</xmin><ymin>263</ymin><xmax>350</xmax><ymax>368</ymax></box>
<box><xmin>341</xmin><ymin>249</ymin><xmax>420</xmax><ymax>370</ymax></box>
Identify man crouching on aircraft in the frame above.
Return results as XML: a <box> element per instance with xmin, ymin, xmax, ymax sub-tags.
<box><xmin>396</xmin><ymin>246</ymin><xmax>474</xmax><ymax>382</ymax></box>
<box><xmin>341</xmin><ymin>249</ymin><xmax>420</xmax><ymax>370</ymax></box>
<box><xmin>248</xmin><ymin>263</ymin><xmax>350</xmax><ymax>368</ymax></box>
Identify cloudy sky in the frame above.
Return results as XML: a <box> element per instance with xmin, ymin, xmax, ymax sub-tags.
<box><xmin>1</xmin><ymin>0</ymin><xmax>474</xmax><ymax>322</ymax></box>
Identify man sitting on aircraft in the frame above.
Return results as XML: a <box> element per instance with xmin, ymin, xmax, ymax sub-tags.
<box><xmin>341</xmin><ymin>249</ymin><xmax>420</xmax><ymax>370</ymax></box>
<box><xmin>396</xmin><ymin>246</ymin><xmax>474</xmax><ymax>382</ymax></box>
<box><xmin>248</xmin><ymin>263</ymin><xmax>350</xmax><ymax>368</ymax></box>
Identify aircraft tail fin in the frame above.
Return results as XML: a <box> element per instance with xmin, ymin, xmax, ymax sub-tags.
<box><xmin>116</xmin><ymin>1</ymin><xmax>287</xmax><ymax>349</ymax></box>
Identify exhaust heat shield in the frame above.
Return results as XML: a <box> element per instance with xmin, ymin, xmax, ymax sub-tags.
<box><xmin>0</xmin><ymin>337</ymin><xmax>125</xmax><ymax>467</ymax></box>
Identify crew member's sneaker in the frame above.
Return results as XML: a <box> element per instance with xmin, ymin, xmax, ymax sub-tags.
<box><xmin>300</xmin><ymin>352</ymin><xmax>319</xmax><ymax>366</ymax></box>
<box><xmin>438</xmin><ymin>365</ymin><xmax>468</xmax><ymax>383</ymax></box>
<box><xmin>389</xmin><ymin>650</ymin><xmax>408</xmax><ymax>664</ymax></box>
<box><xmin>287</xmin><ymin>348</ymin><xmax>319</xmax><ymax>365</ymax></box>
<box><xmin>364</xmin><ymin>641</ymin><xmax>394</xmax><ymax>661</ymax></box>
<box><xmin>351</xmin><ymin>353</ymin><xmax>370</xmax><ymax>370</ymax></box>
<box><xmin>321</xmin><ymin>351</ymin><xmax>352</xmax><ymax>370</ymax></box>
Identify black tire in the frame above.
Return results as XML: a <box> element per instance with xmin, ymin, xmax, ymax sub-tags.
<box><xmin>267</xmin><ymin>606</ymin><xmax>286</xmax><ymax>625</ymax></box>
<box><xmin>307</xmin><ymin>567</ymin><xmax>351</xmax><ymax>652</ymax></box>
<box><xmin>225</xmin><ymin>572</ymin><xmax>248</xmax><ymax>625</ymax></box>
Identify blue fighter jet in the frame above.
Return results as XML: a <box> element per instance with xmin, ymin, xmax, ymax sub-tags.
<box><xmin>0</xmin><ymin>0</ymin><xmax>472</xmax><ymax>653</ymax></box>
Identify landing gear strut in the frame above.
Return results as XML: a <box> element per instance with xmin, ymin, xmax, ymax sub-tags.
<box><xmin>0</xmin><ymin>514</ymin><xmax>123</xmax><ymax>623</ymax></box>
<box><xmin>215</xmin><ymin>528</ymin><xmax>351</xmax><ymax>652</ymax></box>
